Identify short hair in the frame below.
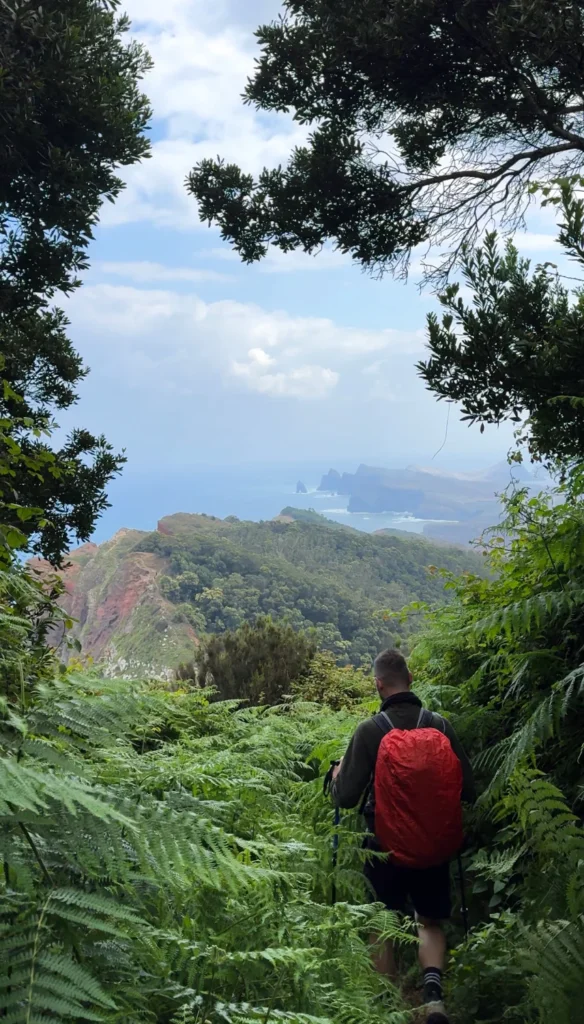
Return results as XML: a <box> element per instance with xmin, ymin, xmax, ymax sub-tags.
<box><xmin>374</xmin><ymin>648</ymin><xmax>410</xmax><ymax>686</ymax></box>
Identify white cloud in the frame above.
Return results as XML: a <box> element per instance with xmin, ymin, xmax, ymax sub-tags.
<box><xmin>121</xmin><ymin>0</ymin><xmax>234</xmax><ymax>32</ymax></box>
<box><xmin>246</xmin><ymin>347</ymin><xmax>275</xmax><ymax>367</ymax></box>
<box><xmin>105</xmin><ymin>4</ymin><xmax>303</xmax><ymax>231</ymax></box>
<box><xmin>362</xmin><ymin>360</ymin><xmax>384</xmax><ymax>376</ymax></box>
<box><xmin>65</xmin><ymin>283</ymin><xmax>422</xmax><ymax>401</ymax></box>
<box><xmin>361</xmin><ymin>360</ymin><xmax>407</xmax><ymax>401</ymax></box>
<box><xmin>100</xmin><ymin>127</ymin><xmax>306</xmax><ymax>233</ymax></box>
<box><xmin>514</xmin><ymin>232</ymin><xmax>558</xmax><ymax>252</ymax></box>
<box><xmin>97</xmin><ymin>261</ymin><xmax>231</xmax><ymax>283</ymax></box>
<box><xmin>232</xmin><ymin>360</ymin><xmax>339</xmax><ymax>399</ymax></box>
<box><xmin>99</xmin><ymin>139</ymin><xmax>207</xmax><ymax>230</ymax></box>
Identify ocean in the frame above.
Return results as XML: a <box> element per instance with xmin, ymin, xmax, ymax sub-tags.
<box><xmin>91</xmin><ymin>462</ymin><xmax>451</xmax><ymax>544</ymax></box>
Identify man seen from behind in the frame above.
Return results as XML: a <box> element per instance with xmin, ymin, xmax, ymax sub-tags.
<box><xmin>331</xmin><ymin>649</ymin><xmax>475</xmax><ymax>1024</ymax></box>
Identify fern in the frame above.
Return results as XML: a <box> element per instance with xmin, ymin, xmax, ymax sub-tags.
<box><xmin>498</xmin><ymin>772</ymin><xmax>584</xmax><ymax>913</ymax></box>
<box><xmin>523</xmin><ymin>917</ymin><xmax>584</xmax><ymax>1024</ymax></box>
<box><xmin>470</xmin><ymin>845</ymin><xmax>527</xmax><ymax>881</ymax></box>
<box><xmin>0</xmin><ymin>674</ymin><xmax>421</xmax><ymax>1024</ymax></box>
<box><xmin>477</xmin><ymin>664</ymin><xmax>584</xmax><ymax>798</ymax></box>
<box><xmin>0</xmin><ymin>890</ymin><xmax>123</xmax><ymax>1022</ymax></box>
<box><xmin>469</xmin><ymin>585</ymin><xmax>584</xmax><ymax>641</ymax></box>
<box><xmin>407</xmin><ymin>478</ymin><xmax>584</xmax><ymax>1022</ymax></box>
<box><xmin>0</xmin><ymin>758</ymin><xmax>136</xmax><ymax>825</ymax></box>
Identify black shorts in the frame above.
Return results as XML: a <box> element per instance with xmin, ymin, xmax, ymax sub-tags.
<box><xmin>363</xmin><ymin>839</ymin><xmax>452</xmax><ymax>920</ymax></box>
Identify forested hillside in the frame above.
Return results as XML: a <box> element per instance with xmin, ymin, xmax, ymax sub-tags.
<box><xmin>44</xmin><ymin>511</ymin><xmax>483</xmax><ymax>674</ymax></box>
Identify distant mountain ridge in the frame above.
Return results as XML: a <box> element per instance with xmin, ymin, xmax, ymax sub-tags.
<box><xmin>32</xmin><ymin>510</ymin><xmax>484</xmax><ymax>678</ymax></box>
<box><xmin>318</xmin><ymin>461</ymin><xmax>540</xmax><ymax>543</ymax></box>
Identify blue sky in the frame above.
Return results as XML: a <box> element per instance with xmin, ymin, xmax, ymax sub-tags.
<box><xmin>60</xmin><ymin>0</ymin><xmax>567</xmax><ymax>474</ymax></box>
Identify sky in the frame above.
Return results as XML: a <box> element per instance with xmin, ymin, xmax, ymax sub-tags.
<box><xmin>60</xmin><ymin>0</ymin><xmax>567</xmax><ymax>474</ymax></box>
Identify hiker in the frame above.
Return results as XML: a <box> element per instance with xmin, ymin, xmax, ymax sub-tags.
<box><xmin>330</xmin><ymin>648</ymin><xmax>475</xmax><ymax>1024</ymax></box>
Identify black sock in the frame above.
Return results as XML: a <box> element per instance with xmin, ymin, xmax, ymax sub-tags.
<box><xmin>423</xmin><ymin>967</ymin><xmax>443</xmax><ymax>1003</ymax></box>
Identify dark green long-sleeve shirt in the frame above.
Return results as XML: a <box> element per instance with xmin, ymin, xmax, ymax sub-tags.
<box><xmin>331</xmin><ymin>691</ymin><xmax>475</xmax><ymax>819</ymax></box>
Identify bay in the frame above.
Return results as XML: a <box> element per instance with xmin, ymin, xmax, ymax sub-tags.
<box><xmin>91</xmin><ymin>462</ymin><xmax>455</xmax><ymax>543</ymax></box>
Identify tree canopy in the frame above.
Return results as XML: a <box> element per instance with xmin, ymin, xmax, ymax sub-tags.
<box><xmin>188</xmin><ymin>0</ymin><xmax>584</xmax><ymax>281</ymax></box>
<box><xmin>189</xmin><ymin>616</ymin><xmax>318</xmax><ymax>706</ymax></box>
<box><xmin>418</xmin><ymin>181</ymin><xmax>584</xmax><ymax>466</ymax></box>
<box><xmin>0</xmin><ymin>0</ymin><xmax>151</xmax><ymax>564</ymax></box>
<box><xmin>0</xmin><ymin>365</ymin><xmax>123</xmax><ymax>567</ymax></box>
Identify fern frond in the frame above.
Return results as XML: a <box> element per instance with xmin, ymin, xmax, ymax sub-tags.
<box><xmin>211</xmin><ymin>1004</ymin><xmax>331</xmax><ymax>1024</ymax></box>
<box><xmin>0</xmin><ymin>915</ymin><xmax>117</xmax><ymax>1022</ymax></box>
<box><xmin>470</xmin><ymin>845</ymin><xmax>526</xmax><ymax>880</ymax></box>
<box><xmin>47</xmin><ymin>887</ymin><xmax>143</xmax><ymax>925</ymax></box>
<box><xmin>479</xmin><ymin>664</ymin><xmax>584</xmax><ymax>798</ymax></box>
<box><xmin>0</xmin><ymin>757</ymin><xmax>136</xmax><ymax>827</ymax></box>
<box><xmin>469</xmin><ymin>586</ymin><xmax>584</xmax><ymax>641</ymax></box>
<box><xmin>523</xmin><ymin>916</ymin><xmax>584</xmax><ymax>1024</ymax></box>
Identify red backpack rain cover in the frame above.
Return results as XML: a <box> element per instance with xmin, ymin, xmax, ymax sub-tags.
<box><xmin>374</xmin><ymin>709</ymin><xmax>463</xmax><ymax>869</ymax></box>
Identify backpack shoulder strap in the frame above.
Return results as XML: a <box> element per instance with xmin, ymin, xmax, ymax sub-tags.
<box><xmin>417</xmin><ymin>708</ymin><xmax>447</xmax><ymax>733</ymax></box>
<box><xmin>373</xmin><ymin>710</ymin><xmax>396</xmax><ymax>735</ymax></box>
<box><xmin>359</xmin><ymin>711</ymin><xmax>394</xmax><ymax>816</ymax></box>
<box><xmin>431</xmin><ymin>712</ymin><xmax>447</xmax><ymax>734</ymax></box>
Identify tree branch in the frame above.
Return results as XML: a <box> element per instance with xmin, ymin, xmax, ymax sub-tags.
<box><xmin>401</xmin><ymin>143</ymin><xmax>575</xmax><ymax>194</ymax></box>
<box><xmin>517</xmin><ymin>72</ymin><xmax>584</xmax><ymax>150</ymax></box>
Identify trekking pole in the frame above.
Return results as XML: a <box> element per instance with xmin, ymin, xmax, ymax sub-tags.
<box><xmin>331</xmin><ymin>805</ymin><xmax>340</xmax><ymax>905</ymax></box>
<box><xmin>323</xmin><ymin>761</ymin><xmax>341</xmax><ymax>906</ymax></box>
<box><xmin>457</xmin><ymin>852</ymin><xmax>470</xmax><ymax>939</ymax></box>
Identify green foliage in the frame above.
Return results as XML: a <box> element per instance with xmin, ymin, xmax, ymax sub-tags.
<box><xmin>279</xmin><ymin>508</ymin><xmax>345</xmax><ymax>528</ymax></box>
<box><xmin>188</xmin><ymin>0</ymin><xmax>584</xmax><ymax>281</ymax></box>
<box><xmin>447</xmin><ymin>913</ymin><xmax>527</xmax><ymax>1023</ymax></box>
<box><xmin>189</xmin><ymin>616</ymin><xmax>318</xmax><ymax>705</ymax></box>
<box><xmin>0</xmin><ymin>0</ymin><xmax>151</xmax><ymax>315</ymax></box>
<box><xmin>0</xmin><ymin>562</ymin><xmax>68</xmax><ymax>700</ymax></box>
<box><xmin>419</xmin><ymin>196</ymin><xmax>584</xmax><ymax>465</ymax></box>
<box><xmin>0</xmin><ymin>364</ymin><xmax>124</xmax><ymax>568</ymax></box>
<box><xmin>0</xmin><ymin>666</ymin><xmax>415</xmax><ymax>1024</ymax></box>
<box><xmin>0</xmin><ymin>0</ymin><xmax>151</xmax><ymax>564</ymax></box>
<box><xmin>3</xmin><ymin>470</ymin><xmax>584</xmax><ymax>1022</ymax></box>
<box><xmin>409</xmin><ymin>473</ymin><xmax>584</xmax><ymax>1021</ymax></box>
<box><xmin>291</xmin><ymin>652</ymin><xmax>374</xmax><ymax>711</ymax></box>
<box><xmin>136</xmin><ymin>514</ymin><xmax>482</xmax><ymax>669</ymax></box>
<box><xmin>525</xmin><ymin>916</ymin><xmax>584</xmax><ymax>1022</ymax></box>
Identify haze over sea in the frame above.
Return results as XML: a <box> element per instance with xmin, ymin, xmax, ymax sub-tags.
<box><xmin>91</xmin><ymin>453</ymin><xmax>514</xmax><ymax>544</ymax></box>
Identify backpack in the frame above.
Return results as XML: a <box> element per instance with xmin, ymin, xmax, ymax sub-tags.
<box><xmin>373</xmin><ymin>708</ymin><xmax>464</xmax><ymax>869</ymax></box>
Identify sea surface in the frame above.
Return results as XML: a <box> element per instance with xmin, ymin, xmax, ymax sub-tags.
<box><xmin>91</xmin><ymin>462</ymin><xmax>455</xmax><ymax>544</ymax></box>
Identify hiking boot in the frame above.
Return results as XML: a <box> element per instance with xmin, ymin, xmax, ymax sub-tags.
<box><xmin>425</xmin><ymin>1002</ymin><xmax>449</xmax><ymax>1024</ymax></box>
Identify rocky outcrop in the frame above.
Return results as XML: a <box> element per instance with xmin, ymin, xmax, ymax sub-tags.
<box><xmin>318</xmin><ymin>462</ymin><xmax>532</xmax><ymax>522</ymax></box>
<box><xmin>318</xmin><ymin>469</ymin><xmax>343</xmax><ymax>492</ymax></box>
<box><xmin>296</xmin><ymin>480</ymin><xmax>308</xmax><ymax>494</ymax></box>
<box><xmin>31</xmin><ymin>527</ymin><xmax>197</xmax><ymax>677</ymax></box>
